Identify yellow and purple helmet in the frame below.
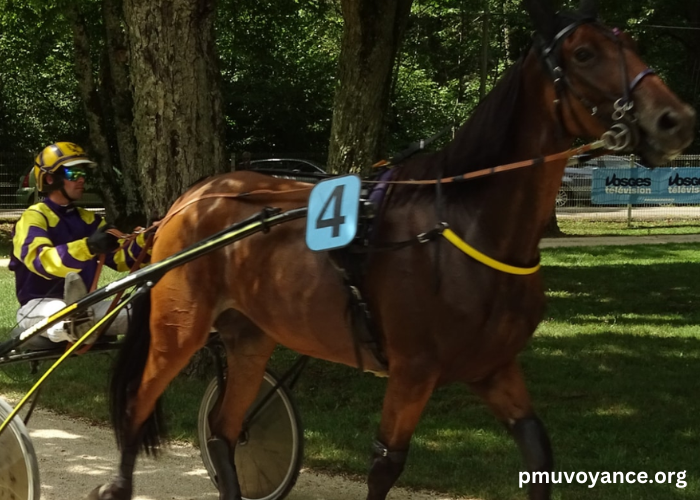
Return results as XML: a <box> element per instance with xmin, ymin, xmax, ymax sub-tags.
<box><xmin>33</xmin><ymin>142</ymin><xmax>95</xmax><ymax>192</ymax></box>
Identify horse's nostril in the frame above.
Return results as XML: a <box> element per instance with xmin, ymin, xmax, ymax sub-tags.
<box><xmin>657</xmin><ymin>109</ymin><xmax>679</xmax><ymax>133</ymax></box>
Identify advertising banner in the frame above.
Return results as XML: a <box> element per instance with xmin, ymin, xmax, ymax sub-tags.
<box><xmin>592</xmin><ymin>168</ymin><xmax>700</xmax><ymax>205</ymax></box>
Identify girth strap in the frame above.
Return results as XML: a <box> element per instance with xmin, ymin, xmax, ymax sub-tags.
<box><xmin>328</xmin><ymin>249</ymin><xmax>388</xmax><ymax>373</ymax></box>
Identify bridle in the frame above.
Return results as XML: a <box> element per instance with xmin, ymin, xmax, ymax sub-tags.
<box><xmin>535</xmin><ymin>19</ymin><xmax>655</xmax><ymax>151</ymax></box>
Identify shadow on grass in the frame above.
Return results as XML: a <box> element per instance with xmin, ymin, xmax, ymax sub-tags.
<box><xmin>288</xmin><ymin>334</ymin><xmax>699</xmax><ymax>500</ymax></box>
<box><xmin>542</xmin><ymin>259</ymin><xmax>700</xmax><ymax>328</ymax></box>
<box><xmin>2</xmin><ymin>334</ymin><xmax>695</xmax><ymax>500</ymax></box>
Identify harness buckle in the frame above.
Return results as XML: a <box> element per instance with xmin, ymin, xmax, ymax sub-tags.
<box><xmin>602</xmin><ymin>123</ymin><xmax>633</xmax><ymax>151</ymax></box>
<box><xmin>417</xmin><ymin>232</ymin><xmax>432</xmax><ymax>244</ymax></box>
<box><xmin>372</xmin><ymin>440</ymin><xmax>389</xmax><ymax>457</ymax></box>
<box><xmin>612</xmin><ymin>98</ymin><xmax>634</xmax><ymax>121</ymax></box>
<box><xmin>417</xmin><ymin>222</ymin><xmax>448</xmax><ymax>243</ymax></box>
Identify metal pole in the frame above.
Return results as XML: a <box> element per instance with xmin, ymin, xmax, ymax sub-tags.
<box><xmin>627</xmin><ymin>154</ymin><xmax>634</xmax><ymax>227</ymax></box>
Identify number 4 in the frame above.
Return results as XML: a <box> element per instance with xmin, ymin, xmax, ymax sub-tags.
<box><xmin>315</xmin><ymin>185</ymin><xmax>346</xmax><ymax>237</ymax></box>
<box><xmin>305</xmin><ymin>174</ymin><xmax>360</xmax><ymax>252</ymax></box>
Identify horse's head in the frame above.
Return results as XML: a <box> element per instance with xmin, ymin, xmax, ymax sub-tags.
<box><xmin>524</xmin><ymin>0</ymin><xmax>695</xmax><ymax>166</ymax></box>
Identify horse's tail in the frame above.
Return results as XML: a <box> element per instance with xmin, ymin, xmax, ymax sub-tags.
<box><xmin>109</xmin><ymin>288</ymin><xmax>166</xmax><ymax>455</ymax></box>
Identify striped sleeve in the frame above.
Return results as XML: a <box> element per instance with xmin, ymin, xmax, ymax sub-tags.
<box><xmin>106</xmin><ymin>231</ymin><xmax>152</xmax><ymax>272</ymax></box>
<box><xmin>12</xmin><ymin>209</ymin><xmax>95</xmax><ymax>280</ymax></box>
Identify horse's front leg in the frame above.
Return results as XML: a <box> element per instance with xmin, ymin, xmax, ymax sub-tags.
<box><xmin>367</xmin><ymin>362</ymin><xmax>438</xmax><ymax>500</ymax></box>
<box><xmin>469</xmin><ymin>359</ymin><xmax>553</xmax><ymax>500</ymax></box>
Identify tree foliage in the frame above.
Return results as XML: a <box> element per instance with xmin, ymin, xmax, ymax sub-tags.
<box><xmin>216</xmin><ymin>0</ymin><xmax>341</xmax><ymax>160</ymax></box>
<box><xmin>0</xmin><ymin>1</ymin><xmax>87</xmax><ymax>159</ymax></box>
<box><xmin>389</xmin><ymin>0</ymin><xmax>532</xmax><ymax>152</ymax></box>
<box><xmin>0</xmin><ymin>0</ymin><xmax>697</xmax><ymax>207</ymax></box>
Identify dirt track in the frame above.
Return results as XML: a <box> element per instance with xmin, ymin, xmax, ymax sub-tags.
<box><xmin>26</xmin><ymin>408</ymin><xmax>467</xmax><ymax>500</ymax></box>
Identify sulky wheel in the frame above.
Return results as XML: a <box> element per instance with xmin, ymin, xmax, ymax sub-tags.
<box><xmin>198</xmin><ymin>370</ymin><xmax>303</xmax><ymax>500</ymax></box>
<box><xmin>0</xmin><ymin>397</ymin><xmax>40</xmax><ymax>500</ymax></box>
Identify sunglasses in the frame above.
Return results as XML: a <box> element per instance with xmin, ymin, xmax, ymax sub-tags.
<box><xmin>62</xmin><ymin>167</ymin><xmax>88</xmax><ymax>181</ymax></box>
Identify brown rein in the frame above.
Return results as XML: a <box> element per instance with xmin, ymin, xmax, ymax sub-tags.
<box><xmin>89</xmin><ymin>139</ymin><xmax>610</xmax><ymax>253</ymax></box>
<box><xmin>149</xmin><ymin>139</ymin><xmax>609</xmax><ymax>236</ymax></box>
<box><xmin>88</xmin><ymin>227</ymin><xmax>138</xmax><ymax>293</ymax></box>
<box><xmin>123</xmin><ymin>139</ymin><xmax>608</xmax><ymax>244</ymax></box>
<box><xmin>364</xmin><ymin>139</ymin><xmax>607</xmax><ymax>185</ymax></box>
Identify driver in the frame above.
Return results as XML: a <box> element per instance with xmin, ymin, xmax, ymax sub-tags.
<box><xmin>9</xmin><ymin>142</ymin><xmax>150</xmax><ymax>349</ymax></box>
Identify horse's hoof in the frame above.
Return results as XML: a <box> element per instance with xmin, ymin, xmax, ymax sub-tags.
<box><xmin>85</xmin><ymin>485</ymin><xmax>104</xmax><ymax>500</ymax></box>
<box><xmin>85</xmin><ymin>483</ymin><xmax>132</xmax><ymax>500</ymax></box>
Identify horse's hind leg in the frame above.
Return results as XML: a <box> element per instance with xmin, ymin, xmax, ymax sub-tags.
<box><xmin>207</xmin><ymin>309</ymin><xmax>277</xmax><ymax>500</ymax></box>
<box><xmin>367</xmin><ymin>363</ymin><xmax>439</xmax><ymax>500</ymax></box>
<box><xmin>469</xmin><ymin>360</ymin><xmax>553</xmax><ymax>500</ymax></box>
<box><xmin>88</xmin><ymin>288</ymin><xmax>215</xmax><ymax>500</ymax></box>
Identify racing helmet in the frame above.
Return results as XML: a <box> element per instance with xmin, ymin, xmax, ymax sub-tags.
<box><xmin>33</xmin><ymin>142</ymin><xmax>95</xmax><ymax>192</ymax></box>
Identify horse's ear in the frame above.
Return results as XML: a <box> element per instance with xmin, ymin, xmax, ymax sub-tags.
<box><xmin>578</xmin><ymin>0</ymin><xmax>598</xmax><ymax>19</ymax></box>
<box><xmin>522</xmin><ymin>0</ymin><xmax>556</xmax><ymax>40</ymax></box>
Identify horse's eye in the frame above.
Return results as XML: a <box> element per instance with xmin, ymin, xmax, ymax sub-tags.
<box><xmin>574</xmin><ymin>47</ymin><xmax>595</xmax><ymax>63</ymax></box>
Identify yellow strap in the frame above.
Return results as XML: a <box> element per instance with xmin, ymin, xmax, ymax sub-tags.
<box><xmin>442</xmin><ymin>228</ymin><xmax>540</xmax><ymax>276</ymax></box>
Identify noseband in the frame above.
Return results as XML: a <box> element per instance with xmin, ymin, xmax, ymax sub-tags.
<box><xmin>535</xmin><ymin>20</ymin><xmax>655</xmax><ymax>151</ymax></box>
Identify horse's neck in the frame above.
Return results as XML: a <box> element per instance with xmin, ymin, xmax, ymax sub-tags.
<box><xmin>448</xmin><ymin>54</ymin><xmax>574</xmax><ymax>265</ymax></box>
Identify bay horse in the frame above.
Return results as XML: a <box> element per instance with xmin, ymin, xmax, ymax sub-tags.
<box><xmin>90</xmin><ymin>1</ymin><xmax>695</xmax><ymax>499</ymax></box>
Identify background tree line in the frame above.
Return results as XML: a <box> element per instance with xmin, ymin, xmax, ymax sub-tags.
<box><xmin>0</xmin><ymin>0</ymin><xmax>698</xmax><ymax>226</ymax></box>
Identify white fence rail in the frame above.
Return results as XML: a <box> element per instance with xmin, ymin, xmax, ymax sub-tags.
<box><xmin>557</xmin><ymin>154</ymin><xmax>700</xmax><ymax>222</ymax></box>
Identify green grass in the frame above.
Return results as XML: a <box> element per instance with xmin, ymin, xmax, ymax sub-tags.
<box><xmin>557</xmin><ymin>218</ymin><xmax>700</xmax><ymax>236</ymax></box>
<box><xmin>2</xmin><ymin>246</ymin><xmax>700</xmax><ymax>499</ymax></box>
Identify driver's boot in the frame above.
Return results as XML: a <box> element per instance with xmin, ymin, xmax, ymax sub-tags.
<box><xmin>64</xmin><ymin>272</ymin><xmax>96</xmax><ymax>343</ymax></box>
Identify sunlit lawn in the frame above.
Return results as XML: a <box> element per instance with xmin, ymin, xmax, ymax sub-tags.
<box><xmin>557</xmin><ymin>218</ymin><xmax>700</xmax><ymax>236</ymax></box>
<box><xmin>1</xmin><ymin>245</ymin><xmax>700</xmax><ymax>499</ymax></box>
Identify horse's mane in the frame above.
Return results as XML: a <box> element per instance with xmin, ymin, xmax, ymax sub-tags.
<box><xmin>396</xmin><ymin>55</ymin><xmax>526</xmax><ymax>182</ymax></box>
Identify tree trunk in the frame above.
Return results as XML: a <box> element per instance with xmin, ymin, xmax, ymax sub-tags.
<box><xmin>123</xmin><ymin>0</ymin><xmax>225</xmax><ymax>220</ymax></box>
<box><xmin>67</xmin><ymin>5</ymin><xmax>123</xmax><ymax>222</ymax></box>
<box><xmin>543</xmin><ymin>211</ymin><xmax>563</xmax><ymax>237</ymax></box>
<box><xmin>102</xmin><ymin>0</ymin><xmax>144</xmax><ymax>226</ymax></box>
<box><xmin>327</xmin><ymin>0</ymin><xmax>413</xmax><ymax>174</ymax></box>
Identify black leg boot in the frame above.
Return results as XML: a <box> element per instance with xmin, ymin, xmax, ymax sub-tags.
<box><xmin>207</xmin><ymin>436</ymin><xmax>243</xmax><ymax>500</ymax></box>
<box><xmin>366</xmin><ymin>440</ymin><xmax>408</xmax><ymax>500</ymax></box>
<box><xmin>510</xmin><ymin>416</ymin><xmax>554</xmax><ymax>500</ymax></box>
